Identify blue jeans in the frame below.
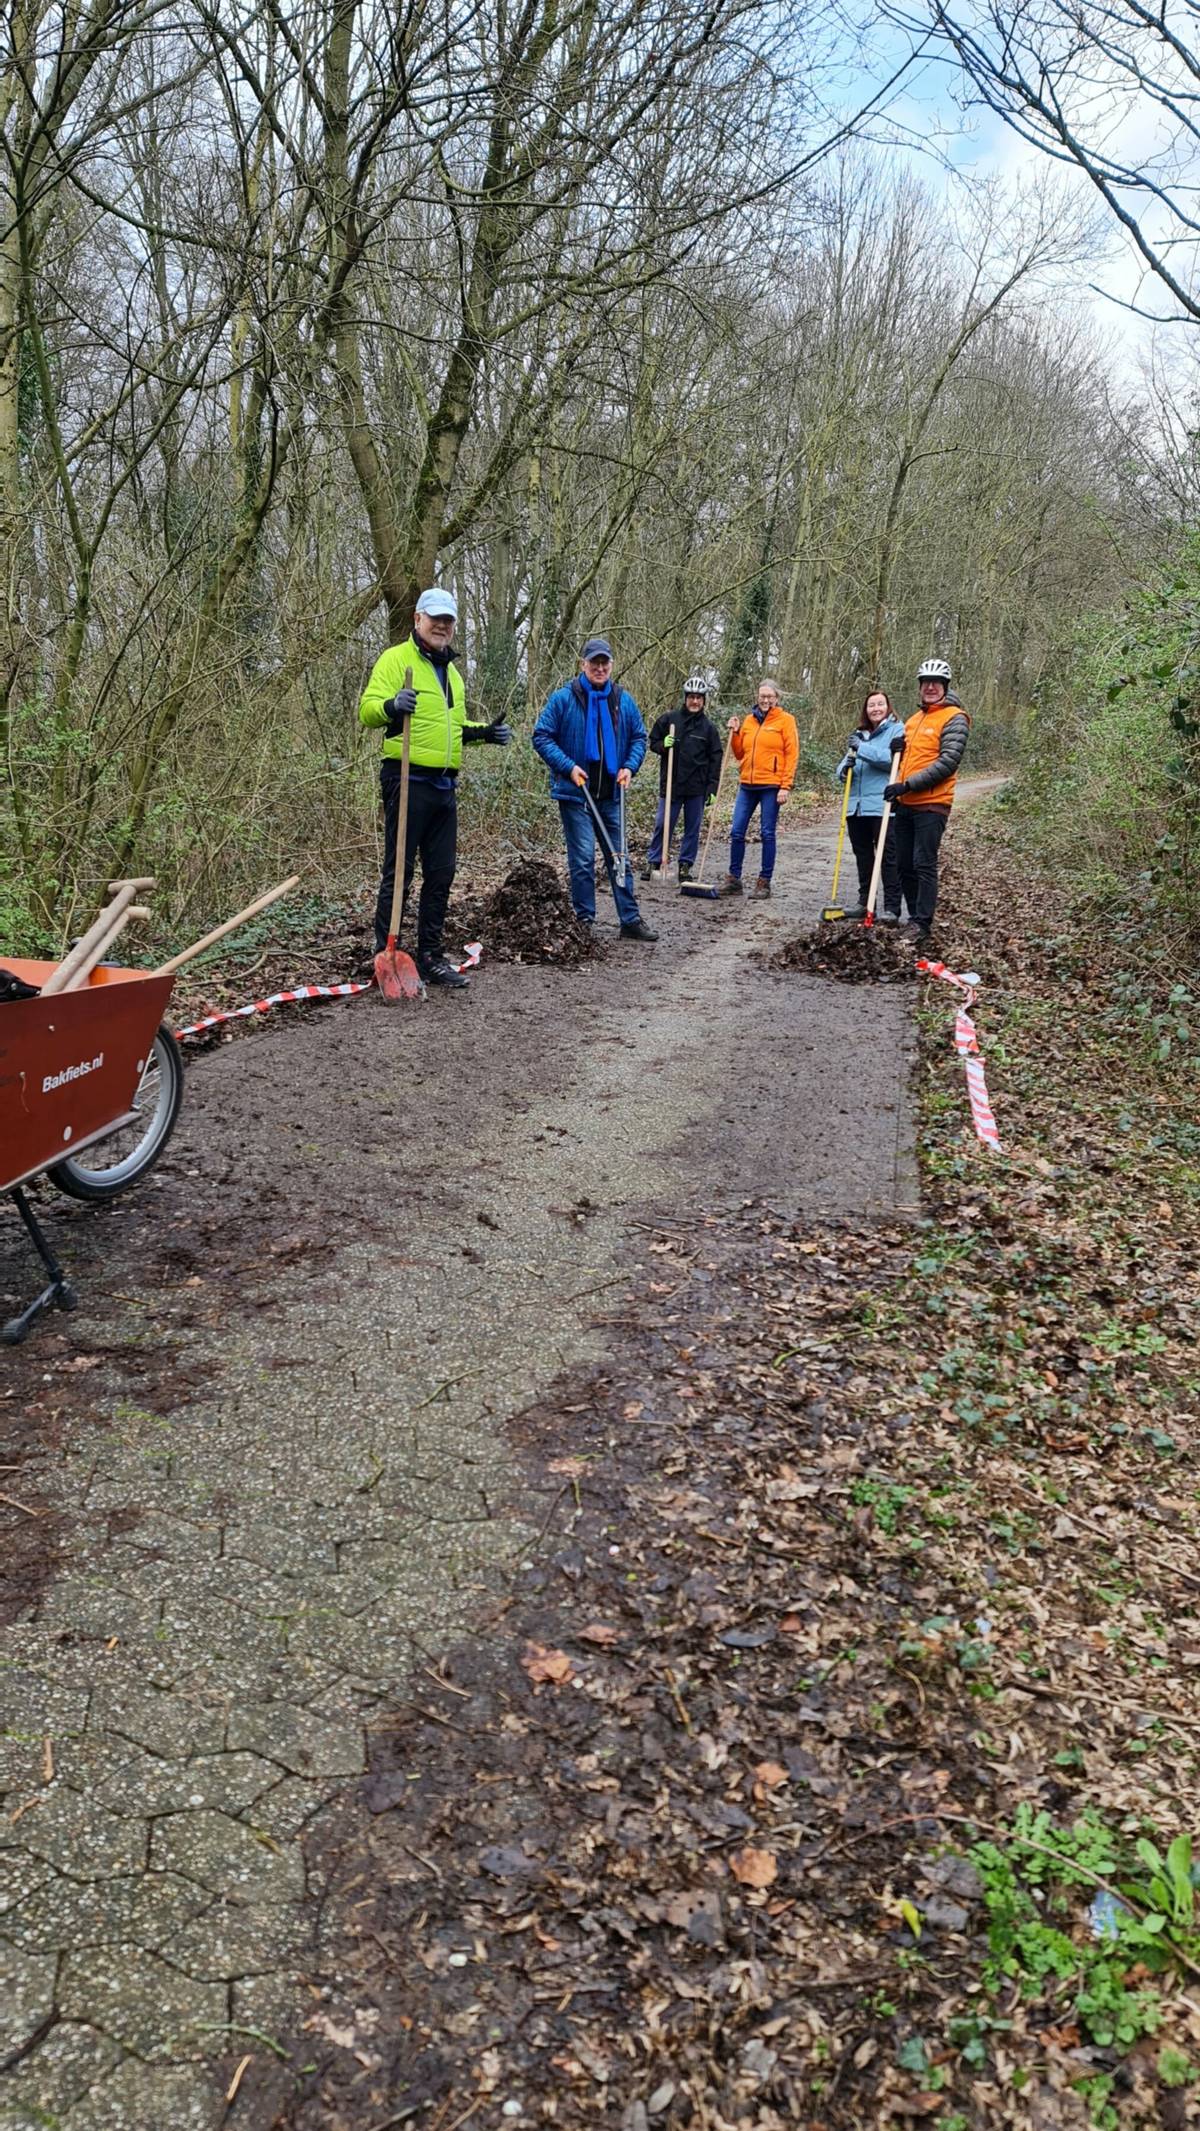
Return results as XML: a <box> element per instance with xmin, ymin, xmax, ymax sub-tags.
<box><xmin>558</xmin><ymin>795</ymin><xmax>641</xmax><ymax>926</ymax></box>
<box><xmin>648</xmin><ymin>794</ymin><xmax>705</xmax><ymax>867</ymax></box>
<box><xmin>730</xmin><ymin>785</ymin><xmax>780</xmax><ymax>880</ymax></box>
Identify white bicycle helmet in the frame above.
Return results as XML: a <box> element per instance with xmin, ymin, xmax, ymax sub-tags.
<box><xmin>916</xmin><ymin>657</ymin><xmax>952</xmax><ymax>683</ymax></box>
<box><xmin>683</xmin><ymin>673</ymin><xmax>709</xmax><ymax>696</ymax></box>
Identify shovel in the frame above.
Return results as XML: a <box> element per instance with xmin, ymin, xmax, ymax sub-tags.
<box><xmin>580</xmin><ymin>780</ymin><xmax>621</xmax><ymax>866</ymax></box>
<box><xmin>374</xmin><ymin>668</ymin><xmax>423</xmax><ymax>1002</ymax></box>
<box><xmin>862</xmin><ymin>734</ymin><xmax>906</xmax><ymax>930</ymax></box>
<box><xmin>680</xmin><ymin>729</ymin><xmax>734</xmax><ymax>899</ymax></box>
<box><xmin>821</xmin><ymin>762</ymin><xmax>855</xmax><ymax>920</ymax></box>
<box><xmin>655</xmin><ymin>720</ymin><xmax>676</xmax><ymax>880</ymax></box>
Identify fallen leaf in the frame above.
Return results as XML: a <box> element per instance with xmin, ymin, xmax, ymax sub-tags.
<box><xmin>729</xmin><ymin>1846</ymin><xmax>777</xmax><ymax>1888</ymax></box>
<box><xmin>577</xmin><ymin>1624</ymin><xmax>620</xmax><ymax>1646</ymax></box>
<box><xmin>753</xmin><ymin>1760</ymin><xmax>788</xmax><ymax>1789</ymax></box>
<box><xmin>522</xmin><ymin>1641</ymin><xmax>575</xmax><ymax>1687</ymax></box>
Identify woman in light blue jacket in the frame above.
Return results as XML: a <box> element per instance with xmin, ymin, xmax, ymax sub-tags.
<box><xmin>834</xmin><ymin>689</ymin><xmax>906</xmax><ymax>920</ymax></box>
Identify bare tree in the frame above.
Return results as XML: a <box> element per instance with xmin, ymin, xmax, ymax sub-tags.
<box><xmin>898</xmin><ymin>0</ymin><xmax>1200</xmax><ymax>325</ymax></box>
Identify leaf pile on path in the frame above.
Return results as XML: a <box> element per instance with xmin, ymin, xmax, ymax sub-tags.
<box><xmin>447</xmin><ymin>858</ymin><xmax>604</xmax><ymax>966</ymax></box>
<box><xmin>772</xmin><ymin>919</ymin><xmax>917</xmax><ymax>983</ymax></box>
<box><xmin>279</xmin><ymin>811</ymin><xmax>1200</xmax><ymax>2131</ymax></box>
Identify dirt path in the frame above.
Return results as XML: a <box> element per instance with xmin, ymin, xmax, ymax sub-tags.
<box><xmin>0</xmin><ymin>799</ymin><xmax>938</xmax><ymax>2130</ymax></box>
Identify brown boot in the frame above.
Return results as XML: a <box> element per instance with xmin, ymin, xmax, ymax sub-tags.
<box><xmin>719</xmin><ymin>874</ymin><xmax>743</xmax><ymax>896</ymax></box>
<box><xmin>751</xmin><ymin>876</ymin><xmax>772</xmax><ymax>899</ymax></box>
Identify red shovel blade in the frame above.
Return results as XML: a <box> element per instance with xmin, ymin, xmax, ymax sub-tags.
<box><xmin>374</xmin><ymin>936</ymin><xmax>423</xmax><ymax>1002</ymax></box>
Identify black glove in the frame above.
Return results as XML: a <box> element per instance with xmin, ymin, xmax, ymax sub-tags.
<box><xmin>846</xmin><ymin>734</ymin><xmax>861</xmax><ymax>754</ymax></box>
<box><xmin>483</xmin><ymin>719</ymin><xmax>511</xmax><ymax>747</ymax></box>
<box><xmin>384</xmin><ymin>687</ymin><xmax>417</xmax><ymax>736</ymax></box>
<box><xmin>889</xmin><ymin>734</ymin><xmax>906</xmax><ymax>756</ymax></box>
<box><xmin>883</xmin><ymin>781</ymin><xmax>904</xmax><ymax>802</ymax></box>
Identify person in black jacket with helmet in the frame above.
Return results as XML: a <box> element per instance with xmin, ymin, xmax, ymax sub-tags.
<box><xmin>641</xmin><ymin>674</ymin><xmax>724</xmax><ymax>883</ymax></box>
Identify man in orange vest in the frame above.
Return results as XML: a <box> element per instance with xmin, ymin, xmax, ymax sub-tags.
<box><xmin>883</xmin><ymin>657</ymin><xmax>970</xmax><ymax>943</ymax></box>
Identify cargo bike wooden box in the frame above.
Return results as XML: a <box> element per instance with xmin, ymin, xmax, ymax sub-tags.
<box><xmin>0</xmin><ymin>961</ymin><xmax>182</xmax><ymax>1342</ymax></box>
<box><xmin>0</xmin><ymin>877</ymin><xmax>295</xmax><ymax>1343</ymax></box>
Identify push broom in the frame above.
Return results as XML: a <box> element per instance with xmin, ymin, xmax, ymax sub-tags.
<box><xmin>680</xmin><ymin>729</ymin><xmax>734</xmax><ymax>900</ymax></box>
<box><xmin>821</xmin><ymin>763</ymin><xmax>854</xmax><ymax>921</ymax></box>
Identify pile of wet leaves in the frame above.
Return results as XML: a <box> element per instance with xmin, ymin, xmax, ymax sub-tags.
<box><xmin>448</xmin><ymin>859</ymin><xmax>603</xmax><ymax>966</ymax></box>
<box><xmin>773</xmin><ymin>918</ymin><xmax>917</xmax><ymax>982</ymax></box>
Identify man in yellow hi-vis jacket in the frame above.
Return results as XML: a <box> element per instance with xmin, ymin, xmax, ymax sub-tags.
<box><xmin>359</xmin><ymin>587</ymin><xmax>510</xmax><ymax>989</ymax></box>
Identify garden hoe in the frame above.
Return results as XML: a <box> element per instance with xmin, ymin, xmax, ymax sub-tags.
<box><xmin>862</xmin><ymin>733</ymin><xmax>906</xmax><ymax>930</ymax></box>
<box><xmin>680</xmin><ymin>729</ymin><xmax>734</xmax><ymax>900</ymax></box>
<box><xmin>655</xmin><ymin>719</ymin><xmax>676</xmax><ymax>880</ymax></box>
<box><xmin>373</xmin><ymin>668</ymin><xmax>423</xmax><ymax>1002</ymax></box>
<box><xmin>821</xmin><ymin>763</ymin><xmax>854</xmax><ymax>920</ymax></box>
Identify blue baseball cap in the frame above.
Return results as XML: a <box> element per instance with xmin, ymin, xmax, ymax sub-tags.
<box><xmin>581</xmin><ymin>636</ymin><xmax>613</xmax><ymax>660</ymax></box>
<box><xmin>416</xmin><ymin>586</ymin><xmax>458</xmax><ymax>621</ymax></box>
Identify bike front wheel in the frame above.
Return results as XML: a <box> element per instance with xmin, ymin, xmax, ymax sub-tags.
<box><xmin>47</xmin><ymin>1027</ymin><xmax>184</xmax><ymax>1201</ymax></box>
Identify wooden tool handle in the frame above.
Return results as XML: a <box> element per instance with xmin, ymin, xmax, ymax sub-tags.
<box><xmin>658</xmin><ymin>720</ymin><xmax>675</xmax><ymax>874</ymax></box>
<box><xmin>864</xmin><ymin>745</ymin><xmax>905</xmax><ymax>921</ymax></box>
<box><xmin>695</xmin><ymin>729</ymin><xmax>734</xmax><ymax>887</ymax></box>
<box><xmin>60</xmin><ymin>906</ymin><xmax>151</xmax><ymax>991</ymax></box>
<box><xmin>41</xmin><ymin>879</ymin><xmax>150</xmax><ymax>996</ymax></box>
<box><xmin>385</xmin><ymin>665</ymin><xmax>415</xmax><ymax>944</ymax></box>
<box><xmin>153</xmin><ymin>876</ymin><xmax>300</xmax><ymax>976</ymax></box>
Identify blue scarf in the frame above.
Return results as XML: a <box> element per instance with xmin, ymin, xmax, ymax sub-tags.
<box><xmin>583</xmin><ymin>682</ymin><xmax>619</xmax><ymax>774</ymax></box>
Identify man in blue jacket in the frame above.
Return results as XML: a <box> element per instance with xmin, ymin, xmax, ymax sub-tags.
<box><xmin>532</xmin><ymin>637</ymin><xmax>657</xmax><ymax>940</ymax></box>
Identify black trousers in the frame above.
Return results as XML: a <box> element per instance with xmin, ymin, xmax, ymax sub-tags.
<box><xmin>374</xmin><ymin>764</ymin><xmax>457</xmax><ymax>962</ymax></box>
<box><xmin>846</xmin><ymin>813</ymin><xmax>900</xmax><ymax>914</ymax></box>
<box><xmin>893</xmin><ymin>804</ymin><xmax>948</xmax><ymax>930</ymax></box>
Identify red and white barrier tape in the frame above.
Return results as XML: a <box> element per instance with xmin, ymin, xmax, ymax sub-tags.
<box><xmin>175</xmin><ymin>980</ymin><xmax>372</xmax><ymax>1038</ymax></box>
<box><xmin>174</xmin><ymin>942</ymin><xmax>484</xmax><ymax>1039</ymax></box>
<box><xmin>916</xmin><ymin>958</ymin><xmax>1002</xmax><ymax>1152</ymax></box>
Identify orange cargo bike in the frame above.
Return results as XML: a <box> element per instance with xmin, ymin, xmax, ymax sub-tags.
<box><xmin>0</xmin><ymin>960</ymin><xmax>182</xmax><ymax>1343</ymax></box>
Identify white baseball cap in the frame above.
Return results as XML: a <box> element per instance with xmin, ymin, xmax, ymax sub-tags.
<box><xmin>415</xmin><ymin>586</ymin><xmax>458</xmax><ymax>621</ymax></box>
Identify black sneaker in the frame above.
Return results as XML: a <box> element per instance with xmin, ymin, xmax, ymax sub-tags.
<box><xmin>639</xmin><ymin>861</ymin><xmax>653</xmax><ymax>881</ymax></box>
<box><xmin>879</xmin><ymin>910</ymin><xmax>901</xmax><ymax>926</ymax></box>
<box><xmin>419</xmin><ymin>955</ymin><xmax>469</xmax><ymax>989</ymax></box>
<box><xmin>619</xmin><ymin>919</ymin><xmax>659</xmax><ymax>942</ymax></box>
<box><xmin>678</xmin><ymin>862</ymin><xmax>693</xmax><ymax>883</ymax></box>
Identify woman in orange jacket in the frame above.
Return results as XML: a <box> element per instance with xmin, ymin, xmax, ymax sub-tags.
<box><xmin>720</xmin><ymin>679</ymin><xmax>799</xmax><ymax>898</ymax></box>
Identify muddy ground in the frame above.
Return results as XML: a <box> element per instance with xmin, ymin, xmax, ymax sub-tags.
<box><xmin>1</xmin><ymin>803</ymin><xmax>925</xmax><ymax>2131</ymax></box>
